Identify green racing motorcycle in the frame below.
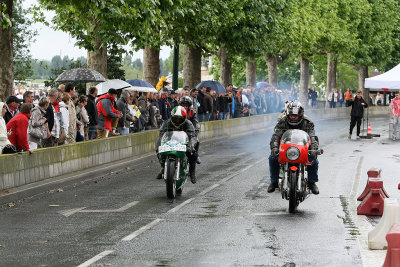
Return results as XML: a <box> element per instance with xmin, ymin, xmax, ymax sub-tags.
<box><xmin>158</xmin><ymin>131</ymin><xmax>190</xmax><ymax>199</ymax></box>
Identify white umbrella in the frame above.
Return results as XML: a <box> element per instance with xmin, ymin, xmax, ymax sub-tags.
<box><xmin>125</xmin><ymin>86</ymin><xmax>158</xmax><ymax>93</ymax></box>
<box><xmin>125</xmin><ymin>79</ymin><xmax>158</xmax><ymax>93</ymax></box>
<box><xmin>96</xmin><ymin>79</ymin><xmax>132</xmax><ymax>94</ymax></box>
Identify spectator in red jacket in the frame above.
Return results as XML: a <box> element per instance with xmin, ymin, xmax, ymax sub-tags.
<box><xmin>96</xmin><ymin>89</ymin><xmax>122</xmax><ymax>138</ymax></box>
<box><xmin>6</xmin><ymin>103</ymin><xmax>33</xmax><ymax>154</ymax></box>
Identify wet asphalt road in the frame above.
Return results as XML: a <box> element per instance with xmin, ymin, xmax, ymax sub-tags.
<box><xmin>0</xmin><ymin>114</ymin><xmax>393</xmax><ymax>267</ymax></box>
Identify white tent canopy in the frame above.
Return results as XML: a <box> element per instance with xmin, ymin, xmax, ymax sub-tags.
<box><xmin>365</xmin><ymin>63</ymin><xmax>400</xmax><ymax>89</ymax></box>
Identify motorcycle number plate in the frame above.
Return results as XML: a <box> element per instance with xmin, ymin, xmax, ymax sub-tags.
<box><xmin>159</xmin><ymin>144</ymin><xmax>186</xmax><ymax>153</ymax></box>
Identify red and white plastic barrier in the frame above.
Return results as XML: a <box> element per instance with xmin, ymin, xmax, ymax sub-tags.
<box><xmin>357</xmin><ymin>168</ymin><xmax>389</xmax><ymax>216</ymax></box>
<box><xmin>383</xmin><ymin>223</ymin><xmax>400</xmax><ymax>267</ymax></box>
<box><xmin>368</xmin><ymin>198</ymin><xmax>400</xmax><ymax>250</ymax></box>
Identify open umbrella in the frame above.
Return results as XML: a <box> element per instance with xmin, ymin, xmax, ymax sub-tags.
<box><xmin>55</xmin><ymin>68</ymin><xmax>106</xmax><ymax>83</ymax></box>
<box><xmin>195</xmin><ymin>80</ymin><xmax>226</xmax><ymax>94</ymax></box>
<box><xmin>256</xmin><ymin>81</ymin><xmax>269</xmax><ymax>89</ymax></box>
<box><xmin>96</xmin><ymin>79</ymin><xmax>132</xmax><ymax>95</ymax></box>
<box><xmin>126</xmin><ymin>79</ymin><xmax>157</xmax><ymax>93</ymax></box>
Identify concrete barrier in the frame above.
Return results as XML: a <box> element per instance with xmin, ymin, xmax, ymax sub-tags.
<box><xmin>0</xmin><ymin>106</ymin><xmax>389</xmax><ymax>191</ymax></box>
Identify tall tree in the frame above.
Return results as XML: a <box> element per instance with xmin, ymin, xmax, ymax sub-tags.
<box><xmin>13</xmin><ymin>1</ymin><xmax>37</xmax><ymax>81</ymax></box>
<box><xmin>216</xmin><ymin>0</ymin><xmax>289</xmax><ymax>87</ymax></box>
<box><xmin>346</xmin><ymin>0</ymin><xmax>399</xmax><ymax>98</ymax></box>
<box><xmin>36</xmin><ymin>0</ymin><xmax>162</xmax><ymax>80</ymax></box>
<box><xmin>0</xmin><ymin>0</ymin><xmax>13</xmax><ymax>100</ymax></box>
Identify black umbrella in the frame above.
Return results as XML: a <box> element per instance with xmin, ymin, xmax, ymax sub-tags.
<box><xmin>55</xmin><ymin>68</ymin><xmax>106</xmax><ymax>83</ymax></box>
<box><xmin>195</xmin><ymin>80</ymin><xmax>226</xmax><ymax>94</ymax></box>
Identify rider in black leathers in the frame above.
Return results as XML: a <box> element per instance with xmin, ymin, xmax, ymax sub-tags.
<box><xmin>179</xmin><ymin>96</ymin><xmax>201</xmax><ymax>164</ymax></box>
<box><xmin>268</xmin><ymin>101</ymin><xmax>320</xmax><ymax>194</ymax></box>
<box><xmin>156</xmin><ymin>106</ymin><xmax>198</xmax><ymax>183</ymax></box>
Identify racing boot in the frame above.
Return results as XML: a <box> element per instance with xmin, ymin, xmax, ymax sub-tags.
<box><xmin>196</xmin><ymin>156</ymin><xmax>201</xmax><ymax>164</ymax></box>
<box><xmin>189</xmin><ymin>162</ymin><xmax>196</xmax><ymax>184</ymax></box>
<box><xmin>156</xmin><ymin>168</ymin><xmax>164</xmax><ymax>180</ymax></box>
<box><xmin>308</xmin><ymin>182</ymin><xmax>319</xmax><ymax>195</ymax></box>
<box><xmin>267</xmin><ymin>182</ymin><xmax>279</xmax><ymax>193</ymax></box>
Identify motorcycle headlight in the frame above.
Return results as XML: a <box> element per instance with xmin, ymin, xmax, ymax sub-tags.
<box><xmin>286</xmin><ymin>147</ymin><xmax>300</xmax><ymax>161</ymax></box>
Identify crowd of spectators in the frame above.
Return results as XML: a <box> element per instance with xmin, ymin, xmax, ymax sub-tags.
<box><xmin>0</xmin><ymin>82</ymin><xmax>300</xmax><ymax>155</ymax></box>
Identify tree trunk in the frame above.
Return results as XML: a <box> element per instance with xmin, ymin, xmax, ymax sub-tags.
<box><xmin>299</xmin><ymin>56</ymin><xmax>310</xmax><ymax>106</ymax></box>
<box><xmin>326</xmin><ymin>53</ymin><xmax>337</xmax><ymax>107</ymax></box>
<box><xmin>86</xmin><ymin>21</ymin><xmax>108</xmax><ymax>92</ymax></box>
<box><xmin>183</xmin><ymin>45</ymin><xmax>202</xmax><ymax>89</ymax></box>
<box><xmin>0</xmin><ymin>0</ymin><xmax>13</xmax><ymax>101</ymax></box>
<box><xmin>357</xmin><ymin>66</ymin><xmax>369</xmax><ymax>100</ymax></box>
<box><xmin>246</xmin><ymin>58</ymin><xmax>256</xmax><ymax>88</ymax></box>
<box><xmin>143</xmin><ymin>46</ymin><xmax>160</xmax><ymax>88</ymax></box>
<box><xmin>265</xmin><ymin>54</ymin><xmax>278</xmax><ymax>87</ymax></box>
<box><xmin>218</xmin><ymin>47</ymin><xmax>232</xmax><ymax>87</ymax></box>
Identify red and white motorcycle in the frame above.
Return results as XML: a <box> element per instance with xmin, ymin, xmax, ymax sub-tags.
<box><xmin>278</xmin><ymin>129</ymin><xmax>323</xmax><ymax>213</ymax></box>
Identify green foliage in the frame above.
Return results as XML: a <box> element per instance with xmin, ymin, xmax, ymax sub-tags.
<box><xmin>107</xmin><ymin>55</ymin><xmax>125</xmax><ymax>80</ymax></box>
<box><xmin>348</xmin><ymin>0</ymin><xmax>400</xmax><ymax>69</ymax></box>
<box><xmin>30</xmin><ymin>59</ymin><xmax>51</xmax><ymax>79</ymax></box>
<box><xmin>30</xmin><ymin>0</ymin><xmax>400</xmax><ymax>91</ymax></box>
<box><xmin>36</xmin><ymin>0</ymin><xmax>164</xmax><ymax>53</ymax></box>
<box><xmin>336</xmin><ymin>64</ymin><xmax>358</xmax><ymax>90</ymax></box>
<box><xmin>0</xmin><ymin>2</ymin><xmax>12</xmax><ymax>29</ymax></box>
<box><xmin>209</xmin><ymin>56</ymin><xmax>220</xmax><ymax>82</ymax></box>
<box><xmin>219</xmin><ymin>0</ymin><xmax>290</xmax><ymax>59</ymax></box>
<box><xmin>163</xmin><ymin>45</ymin><xmax>183</xmax><ymax>74</ymax></box>
<box><xmin>43</xmin><ymin>56</ymin><xmax>87</xmax><ymax>88</ymax></box>
<box><xmin>311</xmin><ymin>54</ymin><xmax>358</xmax><ymax>90</ymax></box>
<box><xmin>13</xmin><ymin>0</ymin><xmax>37</xmax><ymax>81</ymax></box>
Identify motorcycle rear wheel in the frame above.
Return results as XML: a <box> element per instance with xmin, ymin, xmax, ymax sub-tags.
<box><xmin>288</xmin><ymin>171</ymin><xmax>298</xmax><ymax>213</ymax></box>
<box><xmin>166</xmin><ymin>158</ymin><xmax>177</xmax><ymax>199</ymax></box>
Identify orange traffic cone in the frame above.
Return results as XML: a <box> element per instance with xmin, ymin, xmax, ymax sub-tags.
<box><xmin>368</xmin><ymin>123</ymin><xmax>372</xmax><ymax>136</ymax></box>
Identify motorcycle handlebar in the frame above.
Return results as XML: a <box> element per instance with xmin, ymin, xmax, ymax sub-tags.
<box><xmin>308</xmin><ymin>149</ymin><xmax>324</xmax><ymax>155</ymax></box>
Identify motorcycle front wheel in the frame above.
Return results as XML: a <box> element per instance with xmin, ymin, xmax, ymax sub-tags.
<box><xmin>288</xmin><ymin>171</ymin><xmax>298</xmax><ymax>213</ymax></box>
<box><xmin>166</xmin><ymin>158</ymin><xmax>177</xmax><ymax>199</ymax></box>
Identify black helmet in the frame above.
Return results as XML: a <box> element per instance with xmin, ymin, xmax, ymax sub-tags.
<box><xmin>179</xmin><ymin>96</ymin><xmax>193</xmax><ymax>108</ymax></box>
<box><xmin>286</xmin><ymin>100</ymin><xmax>304</xmax><ymax>126</ymax></box>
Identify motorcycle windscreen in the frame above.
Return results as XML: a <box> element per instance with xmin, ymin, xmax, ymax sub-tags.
<box><xmin>161</xmin><ymin>131</ymin><xmax>189</xmax><ymax>145</ymax></box>
<box><xmin>281</xmin><ymin>129</ymin><xmax>310</xmax><ymax>146</ymax></box>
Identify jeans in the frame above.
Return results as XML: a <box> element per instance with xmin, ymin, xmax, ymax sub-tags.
<box><xmin>117</xmin><ymin>127</ymin><xmax>130</xmax><ymax>135</ymax></box>
<box><xmin>88</xmin><ymin>125</ymin><xmax>97</xmax><ymax>140</ymax></box>
<box><xmin>218</xmin><ymin>112</ymin><xmax>227</xmax><ymax>120</ymax></box>
<box><xmin>199</xmin><ymin>112</ymin><xmax>209</xmax><ymax>122</ymax></box>
<box><xmin>269</xmin><ymin>155</ymin><xmax>319</xmax><ymax>184</ymax></box>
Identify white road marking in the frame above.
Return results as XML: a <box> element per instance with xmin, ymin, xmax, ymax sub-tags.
<box><xmin>240</xmin><ymin>158</ymin><xmax>265</xmax><ymax>173</ymax></box>
<box><xmin>77</xmin><ymin>250</ymin><xmax>114</xmax><ymax>267</ymax></box>
<box><xmin>252</xmin><ymin>212</ymin><xmax>287</xmax><ymax>216</ymax></box>
<box><xmin>58</xmin><ymin>207</ymin><xmax>86</xmax><ymax>217</ymax></box>
<box><xmin>166</xmin><ymin>158</ymin><xmax>266</xmax><ymax>214</ymax></box>
<box><xmin>198</xmin><ymin>184</ymin><xmax>220</xmax><ymax>196</ymax></box>
<box><xmin>122</xmin><ymin>218</ymin><xmax>163</xmax><ymax>241</ymax></box>
<box><xmin>208</xmin><ymin>152</ymin><xmax>246</xmax><ymax>157</ymax></box>
<box><xmin>167</xmin><ymin>198</ymin><xmax>196</xmax><ymax>213</ymax></box>
<box><xmin>58</xmin><ymin>201</ymin><xmax>139</xmax><ymax>217</ymax></box>
<box><xmin>80</xmin><ymin>201</ymin><xmax>139</xmax><ymax>213</ymax></box>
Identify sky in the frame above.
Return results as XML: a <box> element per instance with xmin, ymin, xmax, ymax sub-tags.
<box><xmin>22</xmin><ymin>0</ymin><xmax>171</xmax><ymax>61</ymax></box>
